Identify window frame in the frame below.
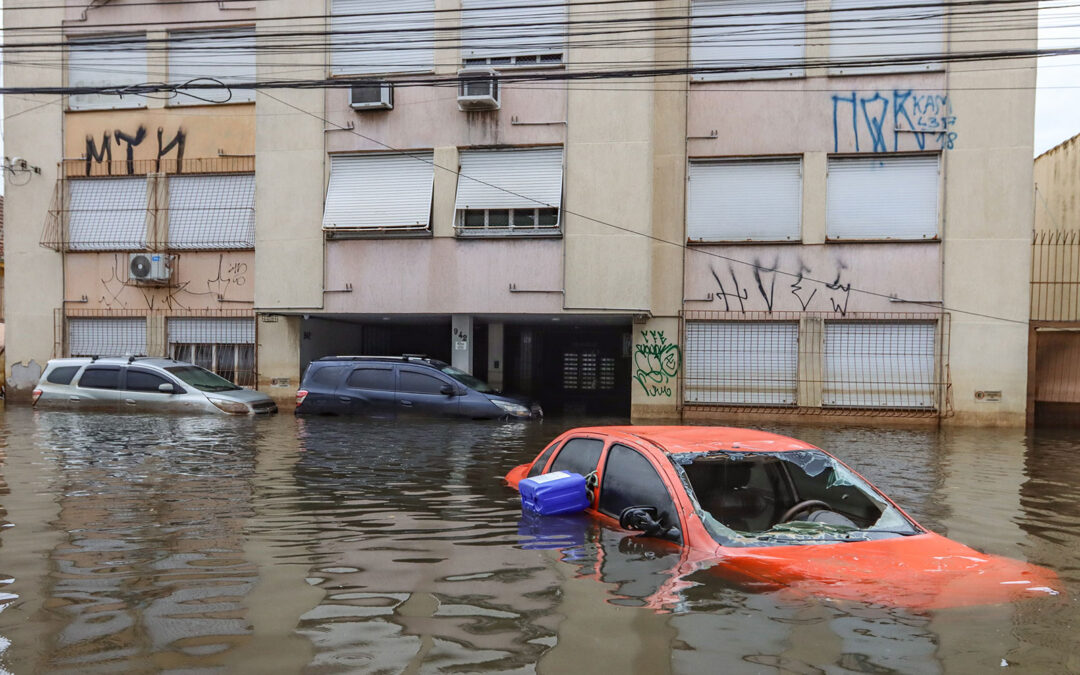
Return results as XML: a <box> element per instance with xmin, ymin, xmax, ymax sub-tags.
<box><xmin>825</xmin><ymin>153</ymin><xmax>941</xmax><ymax>241</ymax></box>
<box><xmin>76</xmin><ymin>366</ymin><xmax>122</xmax><ymax>390</ymax></box>
<box><xmin>343</xmin><ymin>366</ymin><xmax>396</xmax><ymax>392</ymax></box>
<box><xmin>686</xmin><ymin>156</ymin><xmax>803</xmax><ymax>243</ymax></box>
<box><xmin>828</xmin><ymin>0</ymin><xmax>944</xmax><ymax>76</ymax></box>
<box><xmin>690</xmin><ymin>0</ymin><xmax>807</xmax><ymax>82</ymax></box>
<box><xmin>67</xmin><ymin>34</ymin><xmax>149</xmax><ymax>111</ymax></box>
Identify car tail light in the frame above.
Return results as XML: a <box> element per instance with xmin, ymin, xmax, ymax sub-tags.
<box><xmin>296</xmin><ymin>390</ymin><xmax>308</xmax><ymax>407</ymax></box>
<box><xmin>31</xmin><ymin>389</ymin><xmax>42</xmax><ymax>405</ymax></box>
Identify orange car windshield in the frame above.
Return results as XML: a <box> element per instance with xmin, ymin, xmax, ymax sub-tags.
<box><xmin>670</xmin><ymin>450</ymin><xmax>921</xmax><ymax>547</ymax></box>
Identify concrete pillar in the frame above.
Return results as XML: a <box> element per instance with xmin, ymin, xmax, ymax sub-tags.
<box><xmin>147</xmin><ymin>315</ymin><xmax>167</xmax><ymax>357</ymax></box>
<box><xmin>257</xmin><ymin>314</ymin><xmax>301</xmax><ymax>403</ymax></box>
<box><xmin>630</xmin><ymin>316</ymin><xmax>682</xmax><ymax>420</ymax></box>
<box><xmin>451</xmin><ymin>314</ymin><xmax>473</xmax><ymax>373</ymax></box>
<box><xmin>487</xmin><ymin>322</ymin><xmax>504</xmax><ymax>390</ymax></box>
<box><xmin>798</xmin><ymin>316</ymin><xmax>824</xmax><ymax>407</ymax></box>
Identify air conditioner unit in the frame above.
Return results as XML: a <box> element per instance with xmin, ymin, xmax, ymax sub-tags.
<box><xmin>350</xmin><ymin>82</ymin><xmax>393</xmax><ymax>110</ymax></box>
<box><xmin>129</xmin><ymin>253</ymin><xmax>174</xmax><ymax>283</ymax></box>
<box><xmin>457</xmin><ymin>68</ymin><xmax>500</xmax><ymax>111</ymax></box>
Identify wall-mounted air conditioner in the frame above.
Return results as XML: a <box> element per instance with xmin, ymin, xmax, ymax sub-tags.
<box><xmin>350</xmin><ymin>82</ymin><xmax>393</xmax><ymax>110</ymax></box>
<box><xmin>129</xmin><ymin>253</ymin><xmax>174</xmax><ymax>283</ymax></box>
<box><xmin>457</xmin><ymin>68</ymin><xmax>500</xmax><ymax>111</ymax></box>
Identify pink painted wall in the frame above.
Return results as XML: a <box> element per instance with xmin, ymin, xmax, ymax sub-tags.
<box><xmin>688</xmin><ymin>73</ymin><xmax>950</xmax><ymax>156</ymax></box>
<box><xmin>683</xmin><ymin>243</ymin><xmax>941</xmax><ymax>314</ymax></box>
<box><xmin>65</xmin><ymin>1</ymin><xmax>254</xmax><ymax>32</ymax></box>
<box><xmin>326</xmin><ymin>83</ymin><xmax>567</xmax><ymax>153</ymax></box>
<box><xmin>64</xmin><ymin>251</ymin><xmax>255</xmax><ymax>311</ymax></box>
<box><xmin>324</xmin><ymin>238</ymin><xmax>564</xmax><ymax>314</ymax></box>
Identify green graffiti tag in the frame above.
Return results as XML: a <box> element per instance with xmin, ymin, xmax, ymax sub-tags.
<box><xmin>633</xmin><ymin>330</ymin><xmax>682</xmax><ymax>397</ymax></box>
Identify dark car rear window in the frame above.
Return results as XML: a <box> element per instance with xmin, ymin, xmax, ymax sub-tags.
<box><xmin>345</xmin><ymin>367</ymin><xmax>395</xmax><ymax>391</ymax></box>
<box><xmin>78</xmin><ymin>366</ymin><xmax>121</xmax><ymax>390</ymax></box>
<box><xmin>46</xmin><ymin>365</ymin><xmax>81</xmax><ymax>385</ymax></box>
<box><xmin>308</xmin><ymin>365</ymin><xmax>348</xmax><ymax>389</ymax></box>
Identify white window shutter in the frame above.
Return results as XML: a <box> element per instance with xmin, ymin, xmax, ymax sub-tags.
<box><xmin>323</xmin><ymin>153</ymin><xmax>434</xmax><ymax>230</ymax></box>
<box><xmin>691</xmin><ymin>0</ymin><xmax>806</xmax><ymax>80</ymax></box>
<box><xmin>168</xmin><ymin>29</ymin><xmax>255</xmax><ymax>104</ymax></box>
<box><xmin>826</xmin><ymin>155</ymin><xmax>939</xmax><ymax>240</ymax></box>
<box><xmin>461</xmin><ymin>0</ymin><xmax>566</xmax><ymax>59</ymax></box>
<box><xmin>830</xmin><ymin>0</ymin><xmax>943</xmax><ymax>74</ymax></box>
<box><xmin>687</xmin><ymin>159</ymin><xmax>802</xmax><ymax>241</ymax></box>
<box><xmin>684</xmin><ymin>321</ymin><xmax>799</xmax><ymax>405</ymax></box>
<box><xmin>168</xmin><ymin>174</ymin><xmax>255</xmax><ymax>249</ymax></box>
<box><xmin>168</xmin><ymin>318</ymin><xmax>255</xmax><ymax>344</ymax></box>
<box><xmin>331</xmin><ymin>0</ymin><xmax>434</xmax><ymax>75</ymax></box>
<box><xmin>824</xmin><ymin>322</ymin><xmax>937</xmax><ymax>408</ymax></box>
<box><xmin>68</xmin><ymin>177</ymin><xmax>149</xmax><ymax>250</ymax></box>
<box><xmin>68</xmin><ymin>36</ymin><xmax>148</xmax><ymax>110</ymax></box>
<box><xmin>454</xmin><ymin>147</ymin><xmax>563</xmax><ymax>211</ymax></box>
<box><xmin>69</xmin><ymin>318</ymin><xmax>148</xmax><ymax>356</ymax></box>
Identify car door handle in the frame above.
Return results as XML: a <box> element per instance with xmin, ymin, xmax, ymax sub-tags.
<box><xmin>338</xmin><ymin>397</ymin><xmax>350</xmax><ymax>403</ymax></box>
<box><xmin>399</xmin><ymin>400</ymin><xmax>413</xmax><ymax>407</ymax></box>
<box><xmin>69</xmin><ymin>396</ymin><xmax>80</xmax><ymax>402</ymax></box>
<box><xmin>124</xmin><ymin>399</ymin><xmax>136</xmax><ymax>405</ymax></box>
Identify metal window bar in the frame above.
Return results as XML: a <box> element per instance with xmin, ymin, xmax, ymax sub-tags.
<box><xmin>168</xmin><ymin>174</ymin><xmax>255</xmax><ymax>249</ymax></box>
<box><xmin>62</xmin><ymin>156</ymin><xmax>254</xmax><ymax>180</ymax></box>
<box><xmin>67</xmin><ymin>317</ymin><xmax>148</xmax><ymax>357</ymax></box>
<box><xmin>167</xmin><ymin>317</ymin><xmax>256</xmax><ymax>386</ymax></box>
<box><xmin>680</xmin><ymin>311</ymin><xmax>951</xmax><ymax>418</ymax></box>
<box><xmin>1031</xmin><ymin>229</ymin><xmax>1080</xmax><ymax>322</ymax></box>
<box><xmin>66</xmin><ymin>177</ymin><xmax>150</xmax><ymax>251</ymax></box>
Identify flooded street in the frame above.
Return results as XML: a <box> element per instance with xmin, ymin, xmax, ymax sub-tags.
<box><xmin>0</xmin><ymin>407</ymin><xmax>1077</xmax><ymax>674</ymax></box>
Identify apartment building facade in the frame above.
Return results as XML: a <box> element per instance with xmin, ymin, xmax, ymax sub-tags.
<box><xmin>5</xmin><ymin>0</ymin><xmax>1037</xmax><ymax>424</ymax></box>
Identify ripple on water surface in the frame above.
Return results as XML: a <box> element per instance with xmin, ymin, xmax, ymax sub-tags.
<box><xmin>0</xmin><ymin>409</ymin><xmax>1077</xmax><ymax>673</ymax></box>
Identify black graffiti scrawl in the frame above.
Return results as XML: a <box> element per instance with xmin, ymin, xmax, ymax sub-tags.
<box><xmin>85</xmin><ymin>125</ymin><xmax>186</xmax><ymax>175</ymax></box>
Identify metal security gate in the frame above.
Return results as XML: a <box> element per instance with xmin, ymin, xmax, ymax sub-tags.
<box><xmin>823</xmin><ymin>321</ymin><xmax>937</xmax><ymax>409</ymax></box>
<box><xmin>167</xmin><ymin>317</ymin><xmax>256</xmax><ymax>386</ymax></box>
<box><xmin>684</xmin><ymin>321</ymin><xmax>798</xmax><ymax>405</ymax></box>
<box><xmin>68</xmin><ymin>317</ymin><xmax>148</xmax><ymax>357</ymax></box>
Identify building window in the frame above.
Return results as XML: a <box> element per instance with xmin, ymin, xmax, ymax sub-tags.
<box><xmin>168</xmin><ymin>318</ymin><xmax>256</xmax><ymax>386</ymax></box>
<box><xmin>67</xmin><ymin>35</ymin><xmax>148</xmax><ymax>110</ymax></box>
<box><xmin>68</xmin><ymin>318</ymin><xmax>148</xmax><ymax>357</ymax></box>
<box><xmin>687</xmin><ymin>158</ymin><xmax>802</xmax><ymax>242</ymax></box>
<box><xmin>331</xmin><ymin>0</ymin><xmax>434</xmax><ymax>75</ymax></box>
<box><xmin>168</xmin><ymin>29</ymin><xmax>255</xmax><ymax>105</ymax></box>
<box><xmin>323</xmin><ymin>153</ymin><xmax>434</xmax><ymax>234</ymax></box>
<box><xmin>823</xmin><ymin>321</ymin><xmax>937</xmax><ymax>409</ymax></box>
<box><xmin>461</xmin><ymin>0</ymin><xmax>566</xmax><ymax>65</ymax></box>
<box><xmin>168</xmin><ymin>174</ymin><xmax>256</xmax><ymax>249</ymax></box>
<box><xmin>690</xmin><ymin>0</ymin><xmax>806</xmax><ymax>81</ymax></box>
<box><xmin>684</xmin><ymin>321</ymin><xmax>798</xmax><ymax>406</ymax></box>
<box><xmin>68</xmin><ymin>177</ymin><xmax>149</xmax><ymax>250</ymax></box>
<box><xmin>829</xmin><ymin>0</ymin><xmax>943</xmax><ymax>75</ymax></box>
<box><xmin>826</xmin><ymin>155</ymin><xmax>939</xmax><ymax>240</ymax></box>
<box><xmin>454</xmin><ymin>147</ymin><xmax>563</xmax><ymax>237</ymax></box>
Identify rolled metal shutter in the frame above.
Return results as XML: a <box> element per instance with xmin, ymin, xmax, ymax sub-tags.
<box><xmin>454</xmin><ymin>147</ymin><xmax>564</xmax><ymax>210</ymax></box>
<box><xmin>826</xmin><ymin>155</ymin><xmax>939</xmax><ymax>240</ymax></box>
<box><xmin>461</xmin><ymin>0</ymin><xmax>566</xmax><ymax>59</ymax></box>
<box><xmin>168</xmin><ymin>318</ymin><xmax>256</xmax><ymax>345</ymax></box>
<box><xmin>830</xmin><ymin>0</ymin><xmax>943</xmax><ymax>74</ymax></box>
<box><xmin>823</xmin><ymin>321</ymin><xmax>936</xmax><ymax>408</ymax></box>
<box><xmin>69</xmin><ymin>318</ymin><xmax>148</xmax><ymax>357</ymax></box>
<box><xmin>167</xmin><ymin>29</ymin><xmax>255</xmax><ymax>104</ymax></box>
<box><xmin>68</xmin><ymin>37</ymin><xmax>148</xmax><ymax>110</ymax></box>
<box><xmin>684</xmin><ymin>321</ymin><xmax>798</xmax><ymax>405</ymax></box>
<box><xmin>168</xmin><ymin>174</ymin><xmax>255</xmax><ymax>249</ymax></box>
<box><xmin>687</xmin><ymin>159</ymin><xmax>801</xmax><ymax>241</ymax></box>
<box><xmin>331</xmin><ymin>0</ymin><xmax>434</xmax><ymax>75</ymax></box>
<box><xmin>323</xmin><ymin>153</ymin><xmax>434</xmax><ymax>230</ymax></box>
<box><xmin>691</xmin><ymin>0</ymin><xmax>806</xmax><ymax>80</ymax></box>
<box><xmin>68</xmin><ymin>178</ymin><xmax>149</xmax><ymax>250</ymax></box>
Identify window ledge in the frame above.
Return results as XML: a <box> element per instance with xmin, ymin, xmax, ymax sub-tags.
<box><xmin>324</xmin><ymin>227</ymin><xmax>432</xmax><ymax>240</ymax></box>
<box><xmin>455</xmin><ymin>228</ymin><xmax>562</xmax><ymax>240</ymax></box>
<box><xmin>687</xmin><ymin>238</ymin><xmax>802</xmax><ymax>245</ymax></box>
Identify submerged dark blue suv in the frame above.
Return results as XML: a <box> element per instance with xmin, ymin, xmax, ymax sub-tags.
<box><xmin>295</xmin><ymin>355</ymin><xmax>542</xmax><ymax>419</ymax></box>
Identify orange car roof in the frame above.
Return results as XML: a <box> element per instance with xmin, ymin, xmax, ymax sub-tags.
<box><xmin>570</xmin><ymin>426</ymin><xmax>817</xmax><ymax>454</ymax></box>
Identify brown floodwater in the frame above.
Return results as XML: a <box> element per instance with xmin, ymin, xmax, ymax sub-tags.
<box><xmin>0</xmin><ymin>406</ymin><xmax>1077</xmax><ymax>674</ymax></box>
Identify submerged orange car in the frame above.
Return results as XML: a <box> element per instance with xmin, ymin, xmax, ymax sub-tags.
<box><xmin>505</xmin><ymin>426</ymin><xmax>1063</xmax><ymax>609</ymax></box>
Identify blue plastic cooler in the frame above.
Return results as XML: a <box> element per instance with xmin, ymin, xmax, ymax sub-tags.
<box><xmin>519</xmin><ymin>471</ymin><xmax>590</xmax><ymax>516</ymax></box>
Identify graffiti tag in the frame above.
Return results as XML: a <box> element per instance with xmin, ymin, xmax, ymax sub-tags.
<box><xmin>832</xmin><ymin>90</ymin><xmax>957</xmax><ymax>153</ymax></box>
<box><xmin>85</xmin><ymin>125</ymin><xmax>187</xmax><ymax>175</ymax></box>
<box><xmin>634</xmin><ymin>330</ymin><xmax>681</xmax><ymax>397</ymax></box>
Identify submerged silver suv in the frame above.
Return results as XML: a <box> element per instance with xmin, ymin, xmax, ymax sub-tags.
<box><xmin>33</xmin><ymin>357</ymin><xmax>278</xmax><ymax>415</ymax></box>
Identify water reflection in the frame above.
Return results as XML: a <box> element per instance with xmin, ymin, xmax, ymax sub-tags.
<box><xmin>0</xmin><ymin>410</ymin><xmax>1076</xmax><ymax>673</ymax></box>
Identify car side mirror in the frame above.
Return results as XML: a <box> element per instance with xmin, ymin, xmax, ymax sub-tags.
<box><xmin>619</xmin><ymin>505</ymin><xmax>681</xmax><ymax>542</ymax></box>
<box><xmin>440</xmin><ymin>384</ymin><xmax>455</xmax><ymax>396</ymax></box>
<box><xmin>158</xmin><ymin>383</ymin><xmax>175</xmax><ymax>394</ymax></box>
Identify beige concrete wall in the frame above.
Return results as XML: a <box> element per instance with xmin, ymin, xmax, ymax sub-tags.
<box><xmin>257</xmin><ymin>315</ymin><xmax>302</xmax><ymax>400</ymax></box>
<box><xmin>1034</xmin><ymin>133</ymin><xmax>1080</xmax><ymax>231</ymax></box>
<box><xmin>3</xmin><ymin>2</ymin><xmax>66</xmax><ymax>399</ymax></box>
<box><xmin>64</xmin><ymin>251</ymin><xmax>254</xmax><ymax>310</ymax></box>
<box><xmin>324</xmin><ymin>239</ymin><xmax>564</xmax><ymax>314</ymax></box>
<box><xmin>253</xmin><ymin>1</ymin><xmax>326</xmax><ymax>312</ymax></box>
<box><xmin>943</xmin><ymin>3</ymin><xmax>1037</xmax><ymax>425</ymax></box>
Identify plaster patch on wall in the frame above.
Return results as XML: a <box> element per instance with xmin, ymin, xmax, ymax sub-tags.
<box><xmin>10</xmin><ymin>360</ymin><xmax>43</xmax><ymax>392</ymax></box>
